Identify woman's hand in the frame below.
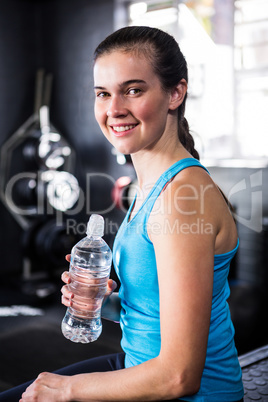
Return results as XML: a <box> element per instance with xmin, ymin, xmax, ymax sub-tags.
<box><xmin>61</xmin><ymin>255</ymin><xmax>117</xmax><ymax>308</ymax></box>
<box><xmin>61</xmin><ymin>255</ymin><xmax>72</xmax><ymax>307</ymax></box>
<box><xmin>19</xmin><ymin>372</ymin><xmax>70</xmax><ymax>402</ymax></box>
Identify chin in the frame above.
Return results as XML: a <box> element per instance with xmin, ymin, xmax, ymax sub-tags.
<box><xmin>112</xmin><ymin>143</ymin><xmax>135</xmax><ymax>155</ymax></box>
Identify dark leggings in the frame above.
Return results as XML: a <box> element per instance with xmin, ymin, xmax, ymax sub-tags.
<box><xmin>0</xmin><ymin>353</ymin><xmax>125</xmax><ymax>401</ymax></box>
<box><xmin>0</xmin><ymin>352</ymin><xmax>244</xmax><ymax>402</ymax></box>
<box><xmin>0</xmin><ymin>351</ymin><xmax>181</xmax><ymax>401</ymax></box>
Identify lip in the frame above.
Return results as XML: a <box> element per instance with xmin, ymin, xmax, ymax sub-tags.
<box><xmin>110</xmin><ymin>124</ymin><xmax>138</xmax><ymax>137</ymax></box>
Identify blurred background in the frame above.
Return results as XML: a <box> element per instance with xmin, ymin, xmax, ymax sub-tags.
<box><xmin>0</xmin><ymin>0</ymin><xmax>267</xmax><ymax>392</ymax></box>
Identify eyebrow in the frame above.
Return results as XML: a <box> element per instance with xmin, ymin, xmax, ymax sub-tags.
<box><xmin>94</xmin><ymin>79</ymin><xmax>146</xmax><ymax>90</ymax></box>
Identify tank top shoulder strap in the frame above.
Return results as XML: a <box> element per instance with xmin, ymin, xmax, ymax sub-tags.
<box><xmin>143</xmin><ymin>158</ymin><xmax>209</xmax><ymax>217</ymax></box>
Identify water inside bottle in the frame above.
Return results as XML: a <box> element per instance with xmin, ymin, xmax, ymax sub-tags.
<box><xmin>61</xmin><ymin>310</ymin><xmax>102</xmax><ymax>343</ymax></box>
<box><xmin>68</xmin><ymin>267</ymin><xmax>109</xmax><ymax>319</ymax></box>
<box><xmin>61</xmin><ymin>227</ymin><xmax>112</xmax><ymax>343</ymax></box>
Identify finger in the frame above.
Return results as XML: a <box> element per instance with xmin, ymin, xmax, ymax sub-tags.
<box><xmin>61</xmin><ymin>289</ymin><xmax>98</xmax><ymax>312</ymax></box>
<box><xmin>61</xmin><ymin>271</ymin><xmax>71</xmax><ymax>284</ymax></box>
<box><xmin>61</xmin><ymin>283</ymin><xmax>72</xmax><ymax>295</ymax></box>
<box><xmin>61</xmin><ymin>284</ymin><xmax>73</xmax><ymax>298</ymax></box>
<box><xmin>107</xmin><ymin>279</ymin><xmax>117</xmax><ymax>293</ymax></box>
<box><xmin>65</xmin><ymin>254</ymin><xmax>71</xmax><ymax>262</ymax></box>
<box><xmin>61</xmin><ymin>294</ymin><xmax>73</xmax><ymax>307</ymax></box>
<box><xmin>19</xmin><ymin>380</ymin><xmax>37</xmax><ymax>400</ymax></box>
<box><xmin>102</xmin><ymin>280</ymin><xmax>117</xmax><ymax>306</ymax></box>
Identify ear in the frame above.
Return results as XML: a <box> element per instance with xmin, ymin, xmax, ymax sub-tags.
<box><xmin>169</xmin><ymin>79</ymin><xmax>187</xmax><ymax>110</ymax></box>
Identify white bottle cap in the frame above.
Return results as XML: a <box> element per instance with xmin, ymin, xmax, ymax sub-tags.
<box><xmin>86</xmin><ymin>214</ymin><xmax>104</xmax><ymax>237</ymax></box>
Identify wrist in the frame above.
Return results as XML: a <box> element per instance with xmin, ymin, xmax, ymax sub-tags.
<box><xmin>65</xmin><ymin>375</ymin><xmax>77</xmax><ymax>401</ymax></box>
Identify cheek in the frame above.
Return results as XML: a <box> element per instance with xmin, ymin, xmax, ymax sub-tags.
<box><xmin>94</xmin><ymin>103</ymin><xmax>106</xmax><ymax>128</ymax></box>
<box><xmin>137</xmin><ymin>100</ymin><xmax>158</xmax><ymax>123</ymax></box>
<box><xmin>94</xmin><ymin>104</ymin><xmax>113</xmax><ymax>143</ymax></box>
<box><xmin>139</xmin><ymin>99</ymin><xmax>167</xmax><ymax>128</ymax></box>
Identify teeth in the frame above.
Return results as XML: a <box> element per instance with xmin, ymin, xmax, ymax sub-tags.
<box><xmin>113</xmin><ymin>125</ymin><xmax>136</xmax><ymax>132</ymax></box>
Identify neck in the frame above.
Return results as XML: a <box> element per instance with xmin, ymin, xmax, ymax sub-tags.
<box><xmin>131</xmin><ymin>137</ymin><xmax>191</xmax><ymax>189</ymax></box>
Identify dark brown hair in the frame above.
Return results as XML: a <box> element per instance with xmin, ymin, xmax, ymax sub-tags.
<box><xmin>94</xmin><ymin>26</ymin><xmax>199</xmax><ymax>160</ymax></box>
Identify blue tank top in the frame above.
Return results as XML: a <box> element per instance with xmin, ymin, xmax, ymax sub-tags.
<box><xmin>113</xmin><ymin>158</ymin><xmax>244</xmax><ymax>401</ymax></box>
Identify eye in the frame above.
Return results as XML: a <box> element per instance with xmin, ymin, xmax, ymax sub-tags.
<box><xmin>127</xmin><ymin>88</ymin><xmax>141</xmax><ymax>95</ymax></box>
<box><xmin>96</xmin><ymin>91</ymin><xmax>110</xmax><ymax>98</ymax></box>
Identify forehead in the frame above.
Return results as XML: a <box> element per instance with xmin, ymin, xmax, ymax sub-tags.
<box><xmin>93</xmin><ymin>50</ymin><xmax>155</xmax><ymax>84</ymax></box>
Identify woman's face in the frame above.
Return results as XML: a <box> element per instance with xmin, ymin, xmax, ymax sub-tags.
<box><xmin>93</xmin><ymin>50</ymin><xmax>175</xmax><ymax>156</ymax></box>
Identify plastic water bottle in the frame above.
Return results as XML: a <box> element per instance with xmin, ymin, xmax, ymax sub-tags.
<box><xmin>61</xmin><ymin>214</ymin><xmax>112</xmax><ymax>343</ymax></box>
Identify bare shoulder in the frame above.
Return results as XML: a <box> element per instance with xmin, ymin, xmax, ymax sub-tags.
<box><xmin>170</xmin><ymin>165</ymin><xmax>216</xmax><ymax>213</ymax></box>
<box><xmin>151</xmin><ymin>165</ymin><xmax>218</xmax><ymax>222</ymax></box>
<box><xmin>149</xmin><ymin>165</ymin><xmax>238</xmax><ymax>254</ymax></box>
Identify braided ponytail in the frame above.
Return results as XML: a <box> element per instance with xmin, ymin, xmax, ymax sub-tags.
<box><xmin>179</xmin><ymin>117</ymin><xmax>200</xmax><ymax>160</ymax></box>
<box><xmin>176</xmin><ymin>92</ymin><xmax>199</xmax><ymax>159</ymax></box>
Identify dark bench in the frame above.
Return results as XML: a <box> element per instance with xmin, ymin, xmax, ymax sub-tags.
<box><xmin>239</xmin><ymin>344</ymin><xmax>268</xmax><ymax>401</ymax></box>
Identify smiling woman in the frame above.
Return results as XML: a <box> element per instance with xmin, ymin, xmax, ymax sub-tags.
<box><xmin>93</xmin><ymin>51</ymin><xmax>179</xmax><ymax>157</ymax></box>
<box><xmin>1</xmin><ymin>26</ymin><xmax>244</xmax><ymax>402</ymax></box>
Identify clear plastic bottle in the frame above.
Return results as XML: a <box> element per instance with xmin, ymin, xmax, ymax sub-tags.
<box><xmin>61</xmin><ymin>214</ymin><xmax>112</xmax><ymax>343</ymax></box>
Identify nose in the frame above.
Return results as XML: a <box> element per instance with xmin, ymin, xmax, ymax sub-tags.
<box><xmin>107</xmin><ymin>96</ymin><xmax>128</xmax><ymax>118</ymax></box>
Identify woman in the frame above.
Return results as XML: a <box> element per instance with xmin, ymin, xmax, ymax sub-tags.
<box><xmin>4</xmin><ymin>26</ymin><xmax>244</xmax><ymax>401</ymax></box>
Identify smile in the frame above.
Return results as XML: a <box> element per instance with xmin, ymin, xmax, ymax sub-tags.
<box><xmin>112</xmin><ymin>125</ymin><xmax>137</xmax><ymax>133</ymax></box>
